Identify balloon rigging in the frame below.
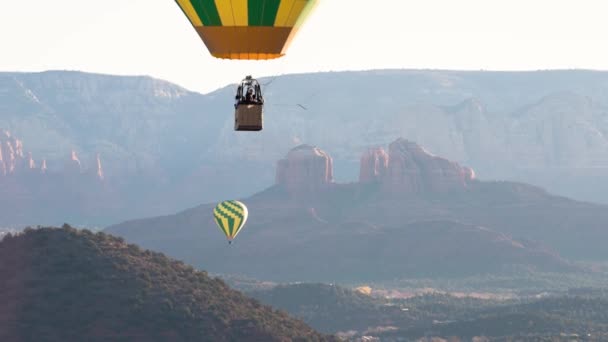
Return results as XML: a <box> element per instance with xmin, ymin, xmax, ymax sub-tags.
<box><xmin>174</xmin><ymin>0</ymin><xmax>319</xmax><ymax>243</ymax></box>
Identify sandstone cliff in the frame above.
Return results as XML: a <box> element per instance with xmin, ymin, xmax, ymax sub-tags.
<box><xmin>0</xmin><ymin>130</ymin><xmax>109</xmax><ymax>226</ymax></box>
<box><xmin>359</xmin><ymin>147</ymin><xmax>389</xmax><ymax>183</ymax></box>
<box><xmin>379</xmin><ymin>138</ymin><xmax>475</xmax><ymax>194</ymax></box>
<box><xmin>276</xmin><ymin>144</ymin><xmax>334</xmax><ymax>196</ymax></box>
<box><xmin>277</xmin><ymin>139</ymin><xmax>475</xmax><ymax>197</ymax></box>
<box><xmin>0</xmin><ymin>130</ymin><xmax>23</xmax><ymax>175</ymax></box>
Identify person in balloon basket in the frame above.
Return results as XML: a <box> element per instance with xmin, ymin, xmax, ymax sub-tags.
<box><xmin>234</xmin><ymin>85</ymin><xmax>260</xmax><ymax>108</ymax></box>
<box><xmin>245</xmin><ymin>88</ymin><xmax>258</xmax><ymax>104</ymax></box>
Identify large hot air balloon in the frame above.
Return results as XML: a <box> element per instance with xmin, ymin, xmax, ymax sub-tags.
<box><xmin>213</xmin><ymin>200</ymin><xmax>249</xmax><ymax>244</ymax></box>
<box><xmin>175</xmin><ymin>0</ymin><xmax>318</xmax><ymax>60</ymax></box>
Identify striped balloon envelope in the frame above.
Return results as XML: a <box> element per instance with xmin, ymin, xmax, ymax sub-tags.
<box><xmin>175</xmin><ymin>0</ymin><xmax>318</xmax><ymax>60</ymax></box>
<box><xmin>213</xmin><ymin>200</ymin><xmax>249</xmax><ymax>244</ymax></box>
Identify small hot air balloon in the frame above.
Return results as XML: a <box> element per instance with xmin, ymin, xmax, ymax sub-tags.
<box><xmin>213</xmin><ymin>200</ymin><xmax>249</xmax><ymax>244</ymax></box>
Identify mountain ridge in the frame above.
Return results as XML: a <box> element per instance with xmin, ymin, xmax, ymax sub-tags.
<box><xmin>5</xmin><ymin>69</ymin><xmax>608</xmax><ymax>226</ymax></box>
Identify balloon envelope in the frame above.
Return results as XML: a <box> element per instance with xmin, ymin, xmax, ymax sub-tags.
<box><xmin>175</xmin><ymin>0</ymin><xmax>318</xmax><ymax>60</ymax></box>
<box><xmin>213</xmin><ymin>200</ymin><xmax>249</xmax><ymax>242</ymax></box>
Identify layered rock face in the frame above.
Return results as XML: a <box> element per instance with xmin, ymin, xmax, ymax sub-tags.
<box><xmin>0</xmin><ymin>129</ymin><xmax>104</xmax><ymax>180</ymax></box>
<box><xmin>276</xmin><ymin>139</ymin><xmax>475</xmax><ymax>197</ymax></box>
<box><xmin>0</xmin><ymin>130</ymin><xmax>24</xmax><ymax>175</ymax></box>
<box><xmin>360</xmin><ymin>138</ymin><xmax>475</xmax><ymax>194</ymax></box>
<box><xmin>0</xmin><ymin>129</ymin><xmax>109</xmax><ymax>225</ymax></box>
<box><xmin>383</xmin><ymin>138</ymin><xmax>475</xmax><ymax>194</ymax></box>
<box><xmin>359</xmin><ymin>147</ymin><xmax>389</xmax><ymax>183</ymax></box>
<box><xmin>276</xmin><ymin>144</ymin><xmax>334</xmax><ymax>196</ymax></box>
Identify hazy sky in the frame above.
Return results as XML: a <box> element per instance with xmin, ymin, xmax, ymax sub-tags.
<box><xmin>2</xmin><ymin>0</ymin><xmax>608</xmax><ymax>93</ymax></box>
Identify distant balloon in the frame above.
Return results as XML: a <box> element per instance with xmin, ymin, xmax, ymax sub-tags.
<box><xmin>174</xmin><ymin>0</ymin><xmax>318</xmax><ymax>60</ymax></box>
<box><xmin>213</xmin><ymin>200</ymin><xmax>249</xmax><ymax>244</ymax></box>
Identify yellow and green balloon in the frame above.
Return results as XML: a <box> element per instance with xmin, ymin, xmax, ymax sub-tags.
<box><xmin>175</xmin><ymin>0</ymin><xmax>318</xmax><ymax>60</ymax></box>
<box><xmin>213</xmin><ymin>200</ymin><xmax>249</xmax><ymax>244</ymax></box>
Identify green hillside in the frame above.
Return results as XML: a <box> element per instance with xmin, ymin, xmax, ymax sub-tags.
<box><xmin>0</xmin><ymin>226</ymin><xmax>335</xmax><ymax>341</ymax></box>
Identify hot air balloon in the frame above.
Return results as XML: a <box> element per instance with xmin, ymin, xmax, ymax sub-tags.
<box><xmin>174</xmin><ymin>1</ymin><xmax>318</xmax><ymax>131</ymax></box>
<box><xmin>174</xmin><ymin>0</ymin><xmax>318</xmax><ymax>60</ymax></box>
<box><xmin>213</xmin><ymin>200</ymin><xmax>249</xmax><ymax>244</ymax></box>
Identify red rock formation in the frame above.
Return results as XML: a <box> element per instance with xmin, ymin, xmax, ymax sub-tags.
<box><xmin>276</xmin><ymin>144</ymin><xmax>333</xmax><ymax>196</ymax></box>
<box><xmin>0</xmin><ymin>130</ymin><xmax>105</xmax><ymax>178</ymax></box>
<box><xmin>382</xmin><ymin>140</ymin><xmax>424</xmax><ymax>193</ymax></box>
<box><xmin>464</xmin><ymin>166</ymin><xmax>476</xmax><ymax>181</ymax></box>
<box><xmin>27</xmin><ymin>152</ymin><xmax>35</xmax><ymax>169</ymax></box>
<box><xmin>14</xmin><ymin>139</ymin><xmax>23</xmax><ymax>158</ymax></box>
<box><xmin>359</xmin><ymin>147</ymin><xmax>389</xmax><ymax>183</ymax></box>
<box><xmin>277</xmin><ymin>139</ymin><xmax>474</xmax><ymax>198</ymax></box>
<box><xmin>0</xmin><ymin>130</ymin><xmax>20</xmax><ymax>174</ymax></box>
<box><xmin>0</xmin><ymin>130</ymin><xmax>46</xmax><ymax>175</ymax></box>
<box><xmin>71</xmin><ymin>150</ymin><xmax>81</xmax><ymax>168</ymax></box>
<box><xmin>0</xmin><ymin>129</ymin><xmax>119</xmax><ymax>226</ymax></box>
<box><xmin>96</xmin><ymin>153</ymin><xmax>104</xmax><ymax>181</ymax></box>
<box><xmin>359</xmin><ymin>138</ymin><xmax>475</xmax><ymax>195</ymax></box>
<box><xmin>0</xmin><ymin>144</ymin><xmax>4</xmax><ymax>176</ymax></box>
<box><xmin>65</xmin><ymin>150</ymin><xmax>82</xmax><ymax>174</ymax></box>
<box><xmin>5</xmin><ymin>141</ymin><xmax>15</xmax><ymax>174</ymax></box>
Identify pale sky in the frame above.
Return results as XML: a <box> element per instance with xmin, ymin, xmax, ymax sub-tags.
<box><xmin>2</xmin><ymin>0</ymin><xmax>608</xmax><ymax>93</ymax></box>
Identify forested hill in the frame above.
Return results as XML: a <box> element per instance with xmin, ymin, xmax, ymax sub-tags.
<box><xmin>0</xmin><ymin>226</ymin><xmax>334</xmax><ymax>341</ymax></box>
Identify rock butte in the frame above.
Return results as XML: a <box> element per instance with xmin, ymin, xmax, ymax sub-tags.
<box><xmin>276</xmin><ymin>138</ymin><xmax>475</xmax><ymax>197</ymax></box>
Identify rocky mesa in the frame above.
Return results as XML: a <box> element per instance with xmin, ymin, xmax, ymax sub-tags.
<box><xmin>276</xmin><ymin>144</ymin><xmax>334</xmax><ymax>197</ymax></box>
<box><xmin>277</xmin><ymin>138</ymin><xmax>476</xmax><ymax>197</ymax></box>
<box><xmin>361</xmin><ymin>138</ymin><xmax>475</xmax><ymax>194</ymax></box>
